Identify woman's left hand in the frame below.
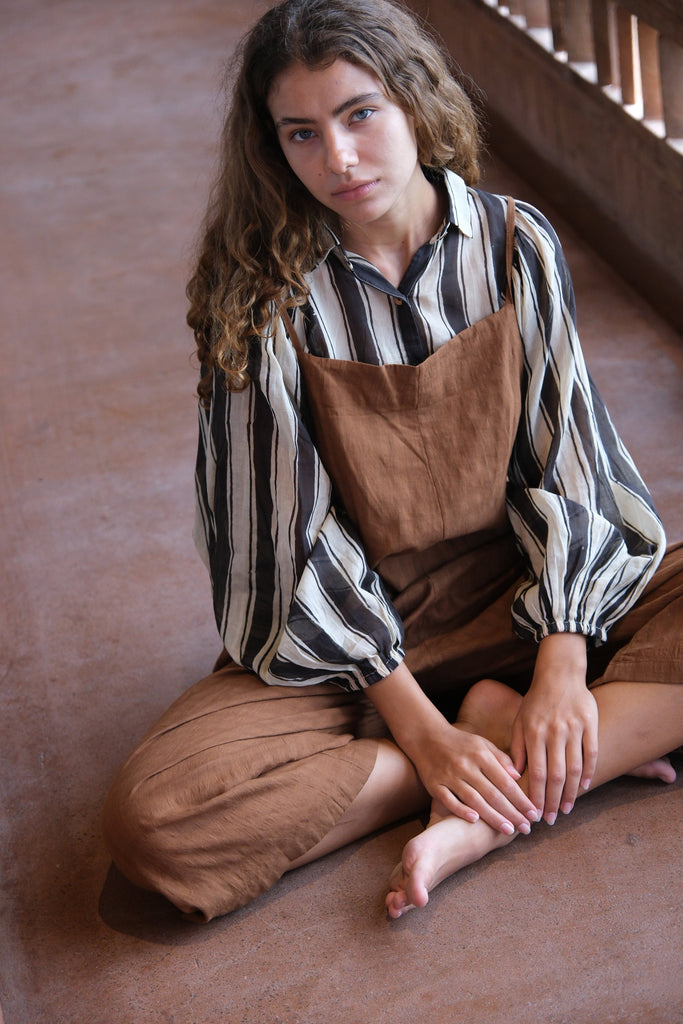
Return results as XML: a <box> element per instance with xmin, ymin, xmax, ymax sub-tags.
<box><xmin>510</xmin><ymin>633</ymin><xmax>598</xmax><ymax>824</ymax></box>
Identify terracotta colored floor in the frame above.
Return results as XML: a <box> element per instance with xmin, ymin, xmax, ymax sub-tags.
<box><xmin>1</xmin><ymin>2</ymin><xmax>681</xmax><ymax>1022</ymax></box>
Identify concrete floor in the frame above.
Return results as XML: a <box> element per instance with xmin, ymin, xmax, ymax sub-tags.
<box><xmin>1</xmin><ymin>2</ymin><xmax>681</xmax><ymax>1022</ymax></box>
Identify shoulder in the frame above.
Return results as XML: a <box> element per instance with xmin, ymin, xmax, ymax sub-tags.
<box><xmin>475</xmin><ymin>190</ymin><xmax>573</xmax><ymax>301</ymax></box>
<box><xmin>469</xmin><ymin>183</ymin><xmax>563</xmax><ymax>252</ymax></box>
<box><xmin>452</xmin><ymin>178</ymin><xmax>563</xmax><ymax>265</ymax></box>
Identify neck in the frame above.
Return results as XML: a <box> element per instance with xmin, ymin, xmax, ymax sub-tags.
<box><xmin>340</xmin><ymin>172</ymin><xmax>446</xmax><ymax>287</ymax></box>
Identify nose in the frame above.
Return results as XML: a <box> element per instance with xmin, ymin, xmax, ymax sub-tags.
<box><xmin>324</xmin><ymin>128</ymin><xmax>358</xmax><ymax>175</ymax></box>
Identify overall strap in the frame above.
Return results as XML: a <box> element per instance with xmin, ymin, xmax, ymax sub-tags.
<box><xmin>279</xmin><ymin>305</ymin><xmax>305</xmax><ymax>357</ymax></box>
<box><xmin>505</xmin><ymin>197</ymin><xmax>516</xmax><ymax>303</ymax></box>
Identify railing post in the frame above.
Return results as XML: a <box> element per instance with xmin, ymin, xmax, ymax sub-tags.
<box><xmin>564</xmin><ymin>0</ymin><xmax>595</xmax><ymax>62</ymax></box>
<box><xmin>616</xmin><ymin>7</ymin><xmax>637</xmax><ymax>104</ymax></box>
<box><xmin>548</xmin><ymin>0</ymin><xmax>567</xmax><ymax>53</ymax></box>
<box><xmin>660</xmin><ymin>37</ymin><xmax>683</xmax><ymax>139</ymax></box>
<box><xmin>638</xmin><ymin>22</ymin><xmax>664</xmax><ymax>122</ymax></box>
<box><xmin>523</xmin><ymin>0</ymin><xmax>549</xmax><ymax>29</ymax></box>
<box><xmin>592</xmin><ymin>0</ymin><xmax>616</xmax><ymax>86</ymax></box>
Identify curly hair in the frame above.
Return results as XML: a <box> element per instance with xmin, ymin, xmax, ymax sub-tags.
<box><xmin>187</xmin><ymin>0</ymin><xmax>483</xmax><ymax>404</ymax></box>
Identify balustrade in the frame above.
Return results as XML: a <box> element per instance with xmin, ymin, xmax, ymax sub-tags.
<box><xmin>482</xmin><ymin>0</ymin><xmax>682</xmax><ymax>147</ymax></box>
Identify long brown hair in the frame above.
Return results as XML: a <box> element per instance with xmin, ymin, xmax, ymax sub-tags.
<box><xmin>187</xmin><ymin>0</ymin><xmax>482</xmax><ymax>404</ymax></box>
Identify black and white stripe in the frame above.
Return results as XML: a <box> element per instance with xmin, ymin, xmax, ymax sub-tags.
<box><xmin>193</xmin><ymin>171</ymin><xmax>665</xmax><ymax>689</ymax></box>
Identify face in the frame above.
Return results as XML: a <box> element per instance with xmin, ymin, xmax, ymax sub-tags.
<box><xmin>267</xmin><ymin>60</ymin><xmax>424</xmax><ymax>235</ymax></box>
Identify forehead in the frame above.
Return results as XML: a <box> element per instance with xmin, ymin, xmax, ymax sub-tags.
<box><xmin>267</xmin><ymin>59</ymin><xmax>385</xmax><ymax>118</ymax></box>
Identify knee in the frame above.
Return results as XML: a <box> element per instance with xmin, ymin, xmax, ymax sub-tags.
<box><xmin>101</xmin><ymin>765</ymin><xmax>173</xmax><ymax>893</ymax></box>
<box><xmin>459</xmin><ymin>677</ymin><xmax>511</xmax><ymax>717</ymax></box>
<box><xmin>101</xmin><ymin>765</ymin><xmax>259</xmax><ymax>921</ymax></box>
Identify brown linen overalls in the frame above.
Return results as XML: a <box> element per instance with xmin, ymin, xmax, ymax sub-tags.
<box><xmin>102</xmin><ymin>200</ymin><xmax>682</xmax><ymax>921</ymax></box>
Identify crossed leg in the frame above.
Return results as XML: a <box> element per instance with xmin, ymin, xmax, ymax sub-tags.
<box><xmin>385</xmin><ymin>678</ymin><xmax>681</xmax><ymax>918</ymax></box>
<box><xmin>287</xmin><ymin>677</ymin><xmax>680</xmax><ymax>917</ymax></box>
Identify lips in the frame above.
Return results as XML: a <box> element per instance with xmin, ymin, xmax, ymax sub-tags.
<box><xmin>331</xmin><ymin>179</ymin><xmax>378</xmax><ymax>201</ymax></box>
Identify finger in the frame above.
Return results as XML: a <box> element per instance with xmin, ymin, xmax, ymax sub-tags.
<box><xmin>485</xmin><ymin>758</ymin><xmax>539</xmax><ymax>822</ymax></box>
<box><xmin>451</xmin><ymin>775</ymin><xmax>533</xmax><ymax>835</ymax></box>
<box><xmin>490</xmin><ymin>741</ymin><xmax>523</xmax><ymax>781</ymax></box>
<box><xmin>491</xmin><ymin>747</ymin><xmax>522</xmax><ymax>781</ymax></box>
<box><xmin>581</xmin><ymin>712</ymin><xmax>599</xmax><ymax>792</ymax></box>
<box><xmin>525</xmin><ymin>736</ymin><xmax>548</xmax><ymax>818</ymax></box>
<box><xmin>543</xmin><ymin>732</ymin><xmax>569</xmax><ymax>824</ymax></box>
<box><xmin>559</xmin><ymin>732</ymin><xmax>584</xmax><ymax>814</ymax></box>
<box><xmin>509</xmin><ymin>718</ymin><xmax>528</xmax><ymax>777</ymax></box>
<box><xmin>433</xmin><ymin>786</ymin><xmax>480</xmax><ymax>824</ymax></box>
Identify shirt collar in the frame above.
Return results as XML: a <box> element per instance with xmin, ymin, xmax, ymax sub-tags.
<box><xmin>320</xmin><ymin>168</ymin><xmax>473</xmax><ymax>270</ymax></box>
<box><xmin>440</xmin><ymin>168</ymin><xmax>473</xmax><ymax>238</ymax></box>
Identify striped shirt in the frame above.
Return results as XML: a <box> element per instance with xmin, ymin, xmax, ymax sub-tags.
<box><xmin>194</xmin><ymin>170</ymin><xmax>665</xmax><ymax>691</ymax></box>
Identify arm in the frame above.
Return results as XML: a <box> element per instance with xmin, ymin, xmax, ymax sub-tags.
<box><xmin>194</xmin><ymin>314</ymin><xmax>404</xmax><ymax>691</ymax></box>
<box><xmin>507</xmin><ymin>203</ymin><xmax>665</xmax><ymax>645</ymax></box>
<box><xmin>367</xmin><ymin>661</ymin><xmax>539</xmax><ymax>834</ymax></box>
<box><xmin>505</xmin><ymin>203</ymin><xmax>665</xmax><ymax>818</ymax></box>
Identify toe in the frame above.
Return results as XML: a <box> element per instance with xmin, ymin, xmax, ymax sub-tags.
<box><xmin>386</xmin><ymin>890</ymin><xmax>414</xmax><ymax>919</ymax></box>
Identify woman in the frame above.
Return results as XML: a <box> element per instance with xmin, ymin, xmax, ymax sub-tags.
<box><xmin>102</xmin><ymin>0</ymin><xmax>682</xmax><ymax>921</ymax></box>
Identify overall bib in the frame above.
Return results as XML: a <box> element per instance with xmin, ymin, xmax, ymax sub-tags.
<box><xmin>102</xmin><ymin>202</ymin><xmax>682</xmax><ymax>921</ymax></box>
<box><xmin>287</xmin><ymin>198</ymin><xmax>529</xmax><ymax>703</ymax></box>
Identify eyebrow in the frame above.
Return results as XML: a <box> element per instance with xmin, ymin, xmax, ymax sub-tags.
<box><xmin>274</xmin><ymin>91</ymin><xmax>383</xmax><ymax>129</ymax></box>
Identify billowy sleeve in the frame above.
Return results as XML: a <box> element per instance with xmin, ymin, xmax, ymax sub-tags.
<box><xmin>507</xmin><ymin>203</ymin><xmax>666</xmax><ymax>645</ymax></box>
<box><xmin>193</xmin><ymin>314</ymin><xmax>405</xmax><ymax>689</ymax></box>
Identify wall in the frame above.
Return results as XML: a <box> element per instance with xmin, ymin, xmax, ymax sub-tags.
<box><xmin>410</xmin><ymin>0</ymin><xmax>683</xmax><ymax>330</ymax></box>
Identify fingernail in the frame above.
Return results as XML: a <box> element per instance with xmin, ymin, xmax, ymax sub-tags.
<box><xmin>527</xmin><ymin>808</ymin><xmax>542</xmax><ymax>822</ymax></box>
<box><xmin>581</xmin><ymin>778</ymin><xmax>591</xmax><ymax>791</ymax></box>
<box><xmin>500</xmin><ymin>821</ymin><xmax>515</xmax><ymax>835</ymax></box>
<box><xmin>509</xmin><ymin>767</ymin><xmax>521</xmax><ymax>779</ymax></box>
<box><xmin>546</xmin><ymin>812</ymin><xmax>557</xmax><ymax>826</ymax></box>
<box><xmin>560</xmin><ymin>801</ymin><xmax>573</xmax><ymax>815</ymax></box>
<box><xmin>518</xmin><ymin>821</ymin><xmax>531</xmax><ymax>835</ymax></box>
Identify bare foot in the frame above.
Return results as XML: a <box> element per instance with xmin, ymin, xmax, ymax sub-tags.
<box><xmin>384</xmin><ymin>679</ymin><xmax>530</xmax><ymax>919</ymax></box>
<box><xmin>385</xmin><ymin>801</ymin><xmax>516</xmax><ymax>919</ymax></box>
<box><xmin>628</xmin><ymin>756</ymin><xmax>676</xmax><ymax>784</ymax></box>
<box><xmin>385</xmin><ymin>679</ymin><xmax>678</xmax><ymax>919</ymax></box>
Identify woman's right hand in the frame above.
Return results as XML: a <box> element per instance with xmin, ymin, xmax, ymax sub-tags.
<box><xmin>408</xmin><ymin>719</ymin><xmax>538</xmax><ymax>834</ymax></box>
<box><xmin>367</xmin><ymin>662</ymin><xmax>538</xmax><ymax>834</ymax></box>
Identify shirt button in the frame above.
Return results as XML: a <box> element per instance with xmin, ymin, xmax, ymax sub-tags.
<box><xmin>394</xmin><ymin>297</ymin><xmax>403</xmax><ymax>306</ymax></box>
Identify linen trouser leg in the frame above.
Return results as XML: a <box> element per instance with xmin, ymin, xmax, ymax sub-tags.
<box><xmin>102</xmin><ymin>663</ymin><xmax>379</xmax><ymax>922</ymax></box>
<box><xmin>589</xmin><ymin>542</ymin><xmax>683</xmax><ymax>688</ymax></box>
<box><xmin>102</xmin><ymin>550</ymin><xmax>681</xmax><ymax>923</ymax></box>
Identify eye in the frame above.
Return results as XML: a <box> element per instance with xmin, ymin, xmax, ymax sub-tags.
<box><xmin>351</xmin><ymin>107</ymin><xmax>374</xmax><ymax>123</ymax></box>
<box><xmin>290</xmin><ymin>127</ymin><xmax>316</xmax><ymax>142</ymax></box>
